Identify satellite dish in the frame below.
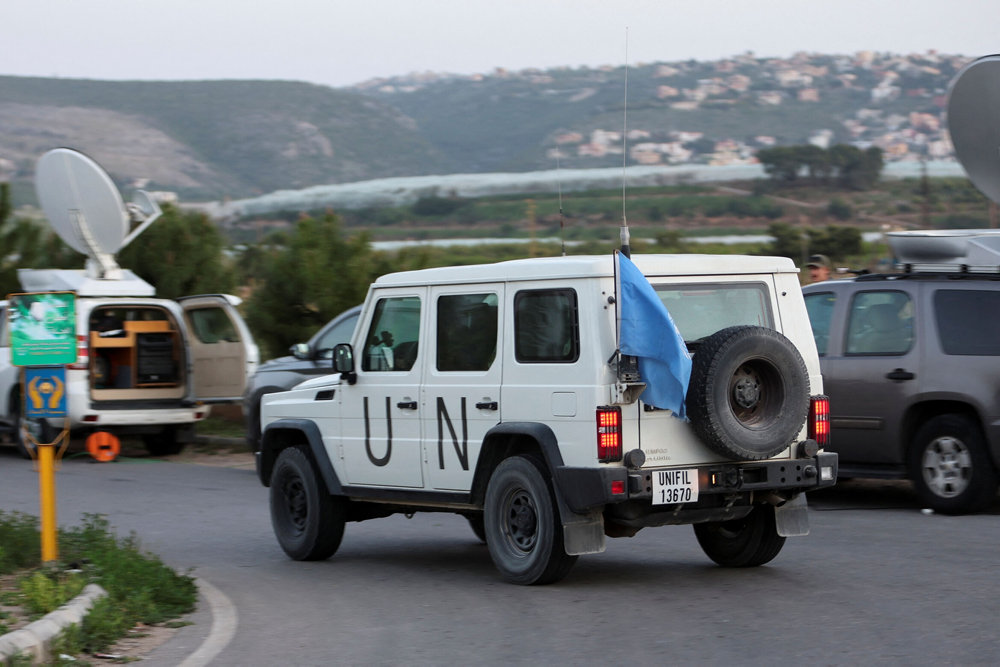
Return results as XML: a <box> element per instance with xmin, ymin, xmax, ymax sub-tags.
<box><xmin>947</xmin><ymin>54</ymin><xmax>1000</xmax><ymax>204</ymax></box>
<box><xmin>35</xmin><ymin>148</ymin><xmax>129</xmax><ymax>257</ymax></box>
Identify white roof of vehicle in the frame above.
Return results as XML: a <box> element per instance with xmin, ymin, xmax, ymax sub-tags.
<box><xmin>17</xmin><ymin>268</ymin><xmax>156</xmax><ymax>297</ymax></box>
<box><xmin>374</xmin><ymin>253</ymin><xmax>797</xmax><ymax>287</ymax></box>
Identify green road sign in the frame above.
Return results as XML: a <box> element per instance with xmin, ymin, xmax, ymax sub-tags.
<box><xmin>8</xmin><ymin>292</ymin><xmax>77</xmax><ymax>366</ymax></box>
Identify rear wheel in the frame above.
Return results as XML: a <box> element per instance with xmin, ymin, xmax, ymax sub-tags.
<box><xmin>270</xmin><ymin>446</ymin><xmax>346</xmax><ymax>560</ymax></box>
<box><xmin>909</xmin><ymin>414</ymin><xmax>998</xmax><ymax>515</ymax></box>
<box><xmin>694</xmin><ymin>504</ymin><xmax>786</xmax><ymax>567</ymax></box>
<box><xmin>142</xmin><ymin>428</ymin><xmax>185</xmax><ymax>456</ymax></box>
<box><xmin>484</xmin><ymin>455</ymin><xmax>577</xmax><ymax>585</ymax></box>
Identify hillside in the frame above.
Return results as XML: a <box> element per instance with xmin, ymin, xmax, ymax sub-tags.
<box><xmin>0</xmin><ymin>77</ymin><xmax>446</xmax><ymax>199</ymax></box>
<box><xmin>0</xmin><ymin>51</ymin><xmax>971</xmax><ymax>202</ymax></box>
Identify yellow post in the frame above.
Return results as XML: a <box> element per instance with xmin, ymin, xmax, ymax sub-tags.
<box><xmin>38</xmin><ymin>443</ymin><xmax>58</xmax><ymax>562</ymax></box>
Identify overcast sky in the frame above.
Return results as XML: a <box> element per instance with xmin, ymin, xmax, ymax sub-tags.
<box><xmin>2</xmin><ymin>1</ymin><xmax>996</xmax><ymax>88</ymax></box>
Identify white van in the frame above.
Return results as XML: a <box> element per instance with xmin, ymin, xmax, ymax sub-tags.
<box><xmin>0</xmin><ymin>147</ymin><xmax>258</xmax><ymax>457</ymax></box>
<box><xmin>0</xmin><ymin>269</ymin><xmax>258</xmax><ymax>457</ymax></box>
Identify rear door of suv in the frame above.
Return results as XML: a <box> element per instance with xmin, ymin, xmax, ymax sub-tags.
<box><xmin>422</xmin><ymin>285</ymin><xmax>504</xmax><ymax>491</ymax></box>
<box><xmin>805</xmin><ymin>282</ymin><xmax>920</xmax><ymax>466</ymax></box>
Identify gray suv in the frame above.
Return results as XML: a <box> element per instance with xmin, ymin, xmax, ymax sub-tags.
<box><xmin>803</xmin><ymin>230</ymin><xmax>1000</xmax><ymax>514</ymax></box>
<box><xmin>243</xmin><ymin>306</ymin><xmax>360</xmax><ymax>452</ymax></box>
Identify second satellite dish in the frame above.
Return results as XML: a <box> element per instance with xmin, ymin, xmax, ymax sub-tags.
<box><xmin>35</xmin><ymin>148</ymin><xmax>129</xmax><ymax>257</ymax></box>
<box><xmin>947</xmin><ymin>54</ymin><xmax>1000</xmax><ymax>204</ymax></box>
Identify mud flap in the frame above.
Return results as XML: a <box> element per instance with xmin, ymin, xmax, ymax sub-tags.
<box><xmin>774</xmin><ymin>492</ymin><xmax>810</xmax><ymax>537</ymax></box>
<box><xmin>562</xmin><ymin>511</ymin><xmax>606</xmax><ymax>555</ymax></box>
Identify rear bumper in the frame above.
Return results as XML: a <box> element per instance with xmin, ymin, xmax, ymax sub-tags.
<box><xmin>556</xmin><ymin>451</ymin><xmax>839</xmax><ymax>514</ymax></box>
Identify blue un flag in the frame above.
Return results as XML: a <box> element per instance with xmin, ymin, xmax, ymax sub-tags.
<box><xmin>618</xmin><ymin>252</ymin><xmax>692</xmax><ymax>418</ymax></box>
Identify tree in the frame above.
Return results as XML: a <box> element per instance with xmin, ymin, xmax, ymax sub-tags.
<box><xmin>118</xmin><ymin>204</ymin><xmax>236</xmax><ymax>299</ymax></box>
<box><xmin>757</xmin><ymin>146</ymin><xmax>801</xmax><ymax>182</ymax></box>
<box><xmin>1</xmin><ymin>182</ymin><xmax>79</xmax><ymax>297</ymax></box>
<box><xmin>245</xmin><ymin>212</ymin><xmax>389</xmax><ymax>359</ymax></box>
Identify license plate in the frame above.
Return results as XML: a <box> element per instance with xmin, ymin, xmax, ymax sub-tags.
<box><xmin>651</xmin><ymin>468</ymin><xmax>699</xmax><ymax>505</ymax></box>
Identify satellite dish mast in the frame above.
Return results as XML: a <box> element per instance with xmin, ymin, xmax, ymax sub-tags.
<box><xmin>35</xmin><ymin>148</ymin><xmax>162</xmax><ymax>280</ymax></box>
<box><xmin>947</xmin><ymin>54</ymin><xmax>1000</xmax><ymax>205</ymax></box>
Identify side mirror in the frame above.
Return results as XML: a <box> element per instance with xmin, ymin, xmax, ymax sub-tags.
<box><xmin>291</xmin><ymin>343</ymin><xmax>310</xmax><ymax>360</ymax></box>
<box><xmin>333</xmin><ymin>343</ymin><xmax>356</xmax><ymax>384</ymax></box>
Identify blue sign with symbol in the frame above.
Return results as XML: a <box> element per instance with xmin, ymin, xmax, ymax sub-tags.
<box><xmin>23</xmin><ymin>367</ymin><xmax>68</xmax><ymax>418</ymax></box>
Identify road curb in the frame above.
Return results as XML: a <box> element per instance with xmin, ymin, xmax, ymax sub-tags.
<box><xmin>193</xmin><ymin>435</ymin><xmax>245</xmax><ymax>447</ymax></box>
<box><xmin>0</xmin><ymin>583</ymin><xmax>107</xmax><ymax>664</ymax></box>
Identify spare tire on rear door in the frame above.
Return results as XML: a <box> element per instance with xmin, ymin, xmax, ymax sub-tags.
<box><xmin>685</xmin><ymin>326</ymin><xmax>809</xmax><ymax>460</ymax></box>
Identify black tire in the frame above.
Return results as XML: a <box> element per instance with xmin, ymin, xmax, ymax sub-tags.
<box><xmin>693</xmin><ymin>504</ymin><xmax>786</xmax><ymax>567</ymax></box>
<box><xmin>466</xmin><ymin>514</ymin><xmax>487</xmax><ymax>544</ymax></box>
<box><xmin>143</xmin><ymin>429</ymin><xmax>185</xmax><ymax>456</ymax></box>
<box><xmin>686</xmin><ymin>326</ymin><xmax>810</xmax><ymax>460</ymax></box>
<box><xmin>483</xmin><ymin>455</ymin><xmax>577</xmax><ymax>585</ymax></box>
<box><xmin>270</xmin><ymin>446</ymin><xmax>346</xmax><ymax>560</ymax></box>
<box><xmin>909</xmin><ymin>414</ymin><xmax>998</xmax><ymax>515</ymax></box>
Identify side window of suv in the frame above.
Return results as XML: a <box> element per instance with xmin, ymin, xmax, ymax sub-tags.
<box><xmin>514</xmin><ymin>289</ymin><xmax>579</xmax><ymax>363</ymax></box>
<box><xmin>934</xmin><ymin>289</ymin><xmax>1000</xmax><ymax>355</ymax></box>
<box><xmin>845</xmin><ymin>290</ymin><xmax>913</xmax><ymax>355</ymax></box>
<box><xmin>804</xmin><ymin>292</ymin><xmax>836</xmax><ymax>355</ymax></box>
<box><xmin>362</xmin><ymin>296</ymin><xmax>421</xmax><ymax>372</ymax></box>
<box><xmin>436</xmin><ymin>293</ymin><xmax>498</xmax><ymax>371</ymax></box>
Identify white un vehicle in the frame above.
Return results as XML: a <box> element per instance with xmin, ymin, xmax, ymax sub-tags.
<box><xmin>258</xmin><ymin>252</ymin><xmax>837</xmax><ymax>584</ymax></box>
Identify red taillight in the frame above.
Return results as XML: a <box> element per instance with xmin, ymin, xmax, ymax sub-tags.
<box><xmin>69</xmin><ymin>334</ymin><xmax>89</xmax><ymax>370</ymax></box>
<box><xmin>809</xmin><ymin>395</ymin><xmax>830</xmax><ymax>447</ymax></box>
<box><xmin>596</xmin><ymin>406</ymin><xmax>623</xmax><ymax>463</ymax></box>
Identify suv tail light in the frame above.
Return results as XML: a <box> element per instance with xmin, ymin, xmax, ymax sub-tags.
<box><xmin>69</xmin><ymin>334</ymin><xmax>89</xmax><ymax>370</ymax></box>
<box><xmin>596</xmin><ymin>406</ymin><xmax>623</xmax><ymax>463</ymax></box>
<box><xmin>809</xmin><ymin>395</ymin><xmax>830</xmax><ymax>448</ymax></box>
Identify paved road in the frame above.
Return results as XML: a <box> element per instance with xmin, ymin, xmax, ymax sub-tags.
<box><xmin>1</xmin><ymin>449</ymin><xmax>999</xmax><ymax>666</ymax></box>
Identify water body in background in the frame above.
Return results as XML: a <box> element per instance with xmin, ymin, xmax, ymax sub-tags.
<box><xmin>372</xmin><ymin>232</ymin><xmax>887</xmax><ymax>251</ymax></box>
<box><xmin>206</xmin><ymin>160</ymin><xmax>966</xmax><ymax>221</ymax></box>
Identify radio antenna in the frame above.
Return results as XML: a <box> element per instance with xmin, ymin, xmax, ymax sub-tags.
<box><xmin>556</xmin><ymin>152</ymin><xmax>566</xmax><ymax>256</ymax></box>
<box><xmin>620</xmin><ymin>27</ymin><xmax>631</xmax><ymax>258</ymax></box>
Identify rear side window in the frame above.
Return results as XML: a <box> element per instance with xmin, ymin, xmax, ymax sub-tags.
<box><xmin>514</xmin><ymin>289</ymin><xmax>578</xmax><ymax>363</ymax></box>
<box><xmin>437</xmin><ymin>293</ymin><xmax>498</xmax><ymax>371</ymax></box>
<box><xmin>935</xmin><ymin>290</ymin><xmax>1000</xmax><ymax>355</ymax></box>
<box><xmin>187</xmin><ymin>307</ymin><xmax>238</xmax><ymax>343</ymax></box>
<box><xmin>845</xmin><ymin>291</ymin><xmax>913</xmax><ymax>356</ymax></box>
<box><xmin>804</xmin><ymin>292</ymin><xmax>836</xmax><ymax>356</ymax></box>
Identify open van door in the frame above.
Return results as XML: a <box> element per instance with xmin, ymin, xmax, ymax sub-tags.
<box><xmin>178</xmin><ymin>295</ymin><xmax>259</xmax><ymax>402</ymax></box>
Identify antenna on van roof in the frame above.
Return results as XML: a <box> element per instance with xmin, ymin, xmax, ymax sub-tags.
<box><xmin>619</xmin><ymin>27</ymin><xmax>631</xmax><ymax>258</ymax></box>
<box><xmin>555</xmin><ymin>152</ymin><xmax>566</xmax><ymax>256</ymax></box>
<box><xmin>35</xmin><ymin>148</ymin><xmax>162</xmax><ymax>280</ymax></box>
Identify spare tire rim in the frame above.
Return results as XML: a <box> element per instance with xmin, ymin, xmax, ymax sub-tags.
<box><xmin>729</xmin><ymin>360</ymin><xmax>782</xmax><ymax>427</ymax></box>
<box><xmin>921</xmin><ymin>435</ymin><xmax>972</xmax><ymax>498</ymax></box>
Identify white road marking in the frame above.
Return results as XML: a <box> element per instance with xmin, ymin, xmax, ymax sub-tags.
<box><xmin>178</xmin><ymin>578</ymin><xmax>238</xmax><ymax>667</ymax></box>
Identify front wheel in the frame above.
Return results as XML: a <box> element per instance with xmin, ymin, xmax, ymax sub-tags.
<box><xmin>484</xmin><ymin>456</ymin><xmax>577</xmax><ymax>585</ymax></box>
<box><xmin>693</xmin><ymin>504</ymin><xmax>786</xmax><ymax>567</ymax></box>
<box><xmin>270</xmin><ymin>446</ymin><xmax>346</xmax><ymax>560</ymax></box>
<box><xmin>909</xmin><ymin>414</ymin><xmax>998</xmax><ymax>515</ymax></box>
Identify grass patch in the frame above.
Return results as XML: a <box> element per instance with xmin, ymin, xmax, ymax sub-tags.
<box><xmin>195</xmin><ymin>414</ymin><xmax>246</xmax><ymax>439</ymax></box>
<box><xmin>0</xmin><ymin>512</ymin><xmax>196</xmax><ymax>655</ymax></box>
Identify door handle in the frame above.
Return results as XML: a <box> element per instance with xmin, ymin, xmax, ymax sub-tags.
<box><xmin>396</xmin><ymin>400</ymin><xmax>418</xmax><ymax>410</ymax></box>
<box><xmin>885</xmin><ymin>368</ymin><xmax>915</xmax><ymax>381</ymax></box>
<box><xmin>475</xmin><ymin>401</ymin><xmax>498</xmax><ymax>411</ymax></box>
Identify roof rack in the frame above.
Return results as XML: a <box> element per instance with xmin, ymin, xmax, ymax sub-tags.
<box><xmin>887</xmin><ymin>230</ymin><xmax>1000</xmax><ymax>275</ymax></box>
